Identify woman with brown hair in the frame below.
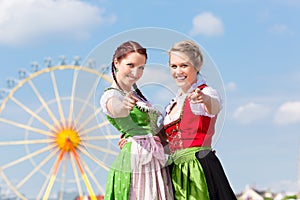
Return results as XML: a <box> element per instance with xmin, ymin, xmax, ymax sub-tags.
<box><xmin>100</xmin><ymin>41</ymin><xmax>173</xmax><ymax>200</ymax></box>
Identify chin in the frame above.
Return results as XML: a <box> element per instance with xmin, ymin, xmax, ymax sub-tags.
<box><xmin>175</xmin><ymin>81</ymin><xmax>185</xmax><ymax>88</ymax></box>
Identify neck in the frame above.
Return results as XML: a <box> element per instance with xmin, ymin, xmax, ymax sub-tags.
<box><xmin>112</xmin><ymin>82</ymin><xmax>131</xmax><ymax>93</ymax></box>
<box><xmin>181</xmin><ymin>80</ymin><xmax>198</xmax><ymax>94</ymax></box>
<box><xmin>180</xmin><ymin>85</ymin><xmax>192</xmax><ymax>94</ymax></box>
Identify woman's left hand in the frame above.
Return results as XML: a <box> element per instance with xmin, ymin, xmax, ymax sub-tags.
<box><xmin>118</xmin><ymin>137</ymin><xmax>128</xmax><ymax>149</ymax></box>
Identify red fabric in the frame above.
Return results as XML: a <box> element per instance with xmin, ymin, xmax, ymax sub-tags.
<box><xmin>164</xmin><ymin>85</ymin><xmax>217</xmax><ymax>152</ymax></box>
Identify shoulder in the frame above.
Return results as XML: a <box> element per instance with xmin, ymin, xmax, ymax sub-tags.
<box><xmin>101</xmin><ymin>87</ymin><xmax>124</xmax><ymax>100</ymax></box>
<box><xmin>100</xmin><ymin>87</ymin><xmax>124</xmax><ymax>116</ymax></box>
<box><xmin>201</xmin><ymin>85</ymin><xmax>221</xmax><ymax>100</ymax></box>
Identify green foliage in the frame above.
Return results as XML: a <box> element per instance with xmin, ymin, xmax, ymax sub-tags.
<box><xmin>283</xmin><ymin>195</ymin><xmax>297</xmax><ymax>200</ymax></box>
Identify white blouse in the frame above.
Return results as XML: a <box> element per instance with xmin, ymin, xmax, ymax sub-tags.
<box><xmin>100</xmin><ymin>89</ymin><xmax>124</xmax><ymax>117</ymax></box>
<box><xmin>164</xmin><ymin>79</ymin><xmax>222</xmax><ymax>125</ymax></box>
<box><xmin>100</xmin><ymin>88</ymin><xmax>157</xmax><ymax>117</ymax></box>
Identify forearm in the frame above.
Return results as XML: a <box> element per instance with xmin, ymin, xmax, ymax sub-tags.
<box><xmin>107</xmin><ymin>99</ymin><xmax>130</xmax><ymax>118</ymax></box>
<box><xmin>204</xmin><ymin>96</ymin><xmax>221</xmax><ymax>115</ymax></box>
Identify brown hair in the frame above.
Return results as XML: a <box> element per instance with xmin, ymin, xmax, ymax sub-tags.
<box><xmin>111</xmin><ymin>41</ymin><xmax>148</xmax><ymax>101</ymax></box>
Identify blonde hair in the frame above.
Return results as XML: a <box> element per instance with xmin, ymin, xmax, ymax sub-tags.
<box><xmin>169</xmin><ymin>40</ymin><xmax>203</xmax><ymax>71</ymax></box>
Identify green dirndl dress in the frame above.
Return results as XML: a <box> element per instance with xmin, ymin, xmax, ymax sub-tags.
<box><xmin>168</xmin><ymin>147</ymin><xmax>211</xmax><ymax>200</ymax></box>
<box><xmin>103</xmin><ymin>101</ymin><xmax>173</xmax><ymax>200</ymax></box>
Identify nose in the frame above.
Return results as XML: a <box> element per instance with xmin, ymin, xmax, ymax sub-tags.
<box><xmin>130</xmin><ymin>67</ymin><xmax>138</xmax><ymax>77</ymax></box>
<box><xmin>174</xmin><ymin>66</ymin><xmax>182</xmax><ymax>74</ymax></box>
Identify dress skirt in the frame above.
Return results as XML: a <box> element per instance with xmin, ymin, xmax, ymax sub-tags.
<box><xmin>169</xmin><ymin>147</ymin><xmax>236</xmax><ymax>200</ymax></box>
<box><xmin>104</xmin><ymin>135</ymin><xmax>173</xmax><ymax>200</ymax></box>
<box><xmin>197</xmin><ymin>149</ymin><xmax>237</xmax><ymax>200</ymax></box>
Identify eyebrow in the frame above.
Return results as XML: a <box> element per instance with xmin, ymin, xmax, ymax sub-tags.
<box><xmin>170</xmin><ymin>62</ymin><xmax>190</xmax><ymax>66</ymax></box>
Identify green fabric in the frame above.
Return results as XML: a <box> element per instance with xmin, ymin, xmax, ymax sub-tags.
<box><xmin>107</xmin><ymin>106</ymin><xmax>159</xmax><ymax>138</ymax></box>
<box><xmin>104</xmin><ymin>88</ymin><xmax>161</xmax><ymax>200</ymax></box>
<box><xmin>170</xmin><ymin>147</ymin><xmax>210</xmax><ymax>200</ymax></box>
<box><xmin>104</xmin><ymin>143</ymin><xmax>132</xmax><ymax>200</ymax></box>
<box><xmin>105</xmin><ymin>87</ymin><xmax>159</xmax><ymax>138</ymax></box>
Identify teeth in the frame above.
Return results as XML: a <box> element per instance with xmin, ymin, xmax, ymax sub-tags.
<box><xmin>176</xmin><ymin>76</ymin><xmax>186</xmax><ymax>80</ymax></box>
<box><xmin>127</xmin><ymin>76</ymin><xmax>136</xmax><ymax>81</ymax></box>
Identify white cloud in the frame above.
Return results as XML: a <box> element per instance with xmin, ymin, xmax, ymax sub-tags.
<box><xmin>269</xmin><ymin>24</ymin><xmax>294</xmax><ymax>36</ymax></box>
<box><xmin>233</xmin><ymin>102</ymin><xmax>270</xmax><ymax>124</ymax></box>
<box><xmin>274</xmin><ymin>101</ymin><xmax>300</xmax><ymax>125</ymax></box>
<box><xmin>0</xmin><ymin>0</ymin><xmax>115</xmax><ymax>46</ymax></box>
<box><xmin>257</xmin><ymin>10</ymin><xmax>271</xmax><ymax>22</ymax></box>
<box><xmin>190</xmin><ymin>12</ymin><xmax>224</xmax><ymax>37</ymax></box>
<box><xmin>268</xmin><ymin>179</ymin><xmax>298</xmax><ymax>194</ymax></box>
<box><xmin>226</xmin><ymin>81</ymin><xmax>237</xmax><ymax>92</ymax></box>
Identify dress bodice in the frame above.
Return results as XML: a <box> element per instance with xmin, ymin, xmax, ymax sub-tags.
<box><xmin>163</xmin><ymin>84</ymin><xmax>218</xmax><ymax>152</ymax></box>
<box><xmin>101</xmin><ymin>88</ymin><xmax>160</xmax><ymax>138</ymax></box>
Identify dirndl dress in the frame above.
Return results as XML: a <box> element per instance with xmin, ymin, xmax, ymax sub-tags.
<box><xmin>101</xmin><ymin>88</ymin><xmax>173</xmax><ymax>200</ymax></box>
<box><xmin>164</xmin><ymin>83</ymin><xmax>237</xmax><ymax>200</ymax></box>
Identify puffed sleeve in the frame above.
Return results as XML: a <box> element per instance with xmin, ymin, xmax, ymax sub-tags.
<box><xmin>190</xmin><ymin>86</ymin><xmax>222</xmax><ymax>117</ymax></box>
<box><xmin>100</xmin><ymin>89</ymin><xmax>123</xmax><ymax>117</ymax></box>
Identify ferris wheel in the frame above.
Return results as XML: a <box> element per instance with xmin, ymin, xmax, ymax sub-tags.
<box><xmin>0</xmin><ymin>56</ymin><xmax>119</xmax><ymax>200</ymax></box>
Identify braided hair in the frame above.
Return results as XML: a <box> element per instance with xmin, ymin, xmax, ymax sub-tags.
<box><xmin>111</xmin><ymin>41</ymin><xmax>148</xmax><ymax>101</ymax></box>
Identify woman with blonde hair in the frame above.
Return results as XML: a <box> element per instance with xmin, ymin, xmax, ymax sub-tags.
<box><xmin>164</xmin><ymin>40</ymin><xmax>236</xmax><ymax>200</ymax></box>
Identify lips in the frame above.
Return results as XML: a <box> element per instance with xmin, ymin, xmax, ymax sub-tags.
<box><xmin>126</xmin><ymin>75</ymin><xmax>138</xmax><ymax>81</ymax></box>
<box><xmin>175</xmin><ymin>75</ymin><xmax>187</xmax><ymax>81</ymax></box>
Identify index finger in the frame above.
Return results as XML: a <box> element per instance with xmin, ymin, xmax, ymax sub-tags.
<box><xmin>127</xmin><ymin>91</ymin><xmax>139</xmax><ymax>101</ymax></box>
<box><xmin>194</xmin><ymin>88</ymin><xmax>202</xmax><ymax>94</ymax></box>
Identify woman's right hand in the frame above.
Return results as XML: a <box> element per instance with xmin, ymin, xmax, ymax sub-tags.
<box><xmin>123</xmin><ymin>91</ymin><xmax>139</xmax><ymax>110</ymax></box>
<box><xmin>118</xmin><ymin>137</ymin><xmax>128</xmax><ymax>149</ymax></box>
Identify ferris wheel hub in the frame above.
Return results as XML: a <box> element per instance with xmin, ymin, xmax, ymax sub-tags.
<box><xmin>55</xmin><ymin>128</ymin><xmax>80</xmax><ymax>152</ymax></box>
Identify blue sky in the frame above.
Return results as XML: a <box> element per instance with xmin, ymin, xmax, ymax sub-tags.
<box><xmin>0</xmin><ymin>0</ymin><xmax>300</xmax><ymax>196</ymax></box>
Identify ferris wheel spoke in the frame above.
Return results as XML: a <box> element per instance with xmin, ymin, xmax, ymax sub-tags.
<box><xmin>1</xmin><ymin>145</ymin><xmax>54</xmax><ymax>170</ymax></box>
<box><xmin>70</xmin><ymin>152</ymin><xmax>84</xmax><ymax>199</ymax></box>
<box><xmin>0</xmin><ymin>171</ymin><xmax>27</xmax><ymax>199</ymax></box>
<box><xmin>28</xmin><ymin>79</ymin><xmax>60</xmax><ymax>127</ymax></box>
<box><xmin>0</xmin><ymin>117</ymin><xmax>54</xmax><ymax>137</ymax></box>
<box><xmin>82</xmin><ymin>134</ymin><xmax>120</xmax><ymax>141</ymax></box>
<box><xmin>50</xmin><ymin>71</ymin><xmax>66</xmax><ymax>127</ymax></box>
<box><xmin>43</xmin><ymin>149</ymin><xmax>65</xmax><ymax>200</ymax></box>
<box><xmin>70</xmin><ymin>145</ymin><xmax>97</xmax><ymax>200</ymax></box>
<box><xmin>16</xmin><ymin>148</ymin><xmax>59</xmax><ymax>189</ymax></box>
<box><xmin>77</xmin><ymin>146</ymin><xmax>109</xmax><ymax>171</ymax></box>
<box><xmin>74</xmin><ymin>76</ymin><xmax>101</xmax><ymax>125</ymax></box>
<box><xmin>68</xmin><ymin>69</ymin><xmax>79</xmax><ymax>125</ymax></box>
<box><xmin>79</xmin><ymin>120</ymin><xmax>110</xmax><ymax>136</ymax></box>
<box><xmin>2</xmin><ymin>144</ymin><xmax>56</xmax><ymax>170</ymax></box>
<box><xmin>84</xmin><ymin>143</ymin><xmax>118</xmax><ymax>156</ymax></box>
<box><xmin>77</xmin><ymin>107</ymin><xmax>102</xmax><ymax>131</ymax></box>
<box><xmin>83</xmin><ymin>67</ymin><xmax>112</xmax><ymax>82</ymax></box>
<box><xmin>0</xmin><ymin>139</ymin><xmax>52</xmax><ymax>146</ymax></box>
<box><xmin>10</xmin><ymin>96</ymin><xmax>57</xmax><ymax>132</ymax></box>
<box><xmin>58</xmin><ymin>157</ymin><xmax>68</xmax><ymax>200</ymax></box>
<box><xmin>36</xmin><ymin>167</ymin><xmax>52</xmax><ymax>200</ymax></box>
<box><xmin>81</xmin><ymin>158</ymin><xmax>106</xmax><ymax>194</ymax></box>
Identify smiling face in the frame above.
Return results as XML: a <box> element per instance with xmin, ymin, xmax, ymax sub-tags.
<box><xmin>114</xmin><ymin>52</ymin><xmax>146</xmax><ymax>92</ymax></box>
<box><xmin>169</xmin><ymin>52</ymin><xmax>199</xmax><ymax>93</ymax></box>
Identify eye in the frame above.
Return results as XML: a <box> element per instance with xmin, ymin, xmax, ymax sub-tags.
<box><xmin>170</xmin><ymin>65</ymin><xmax>177</xmax><ymax>69</ymax></box>
<box><xmin>127</xmin><ymin>63</ymin><xmax>134</xmax><ymax>68</ymax></box>
<box><xmin>138</xmin><ymin>65</ymin><xmax>145</xmax><ymax>70</ymax></box>
<box><xmin>181</xmin><ymin>64</ymin><xmax>188</xmax><ymax>68</ymax></box>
